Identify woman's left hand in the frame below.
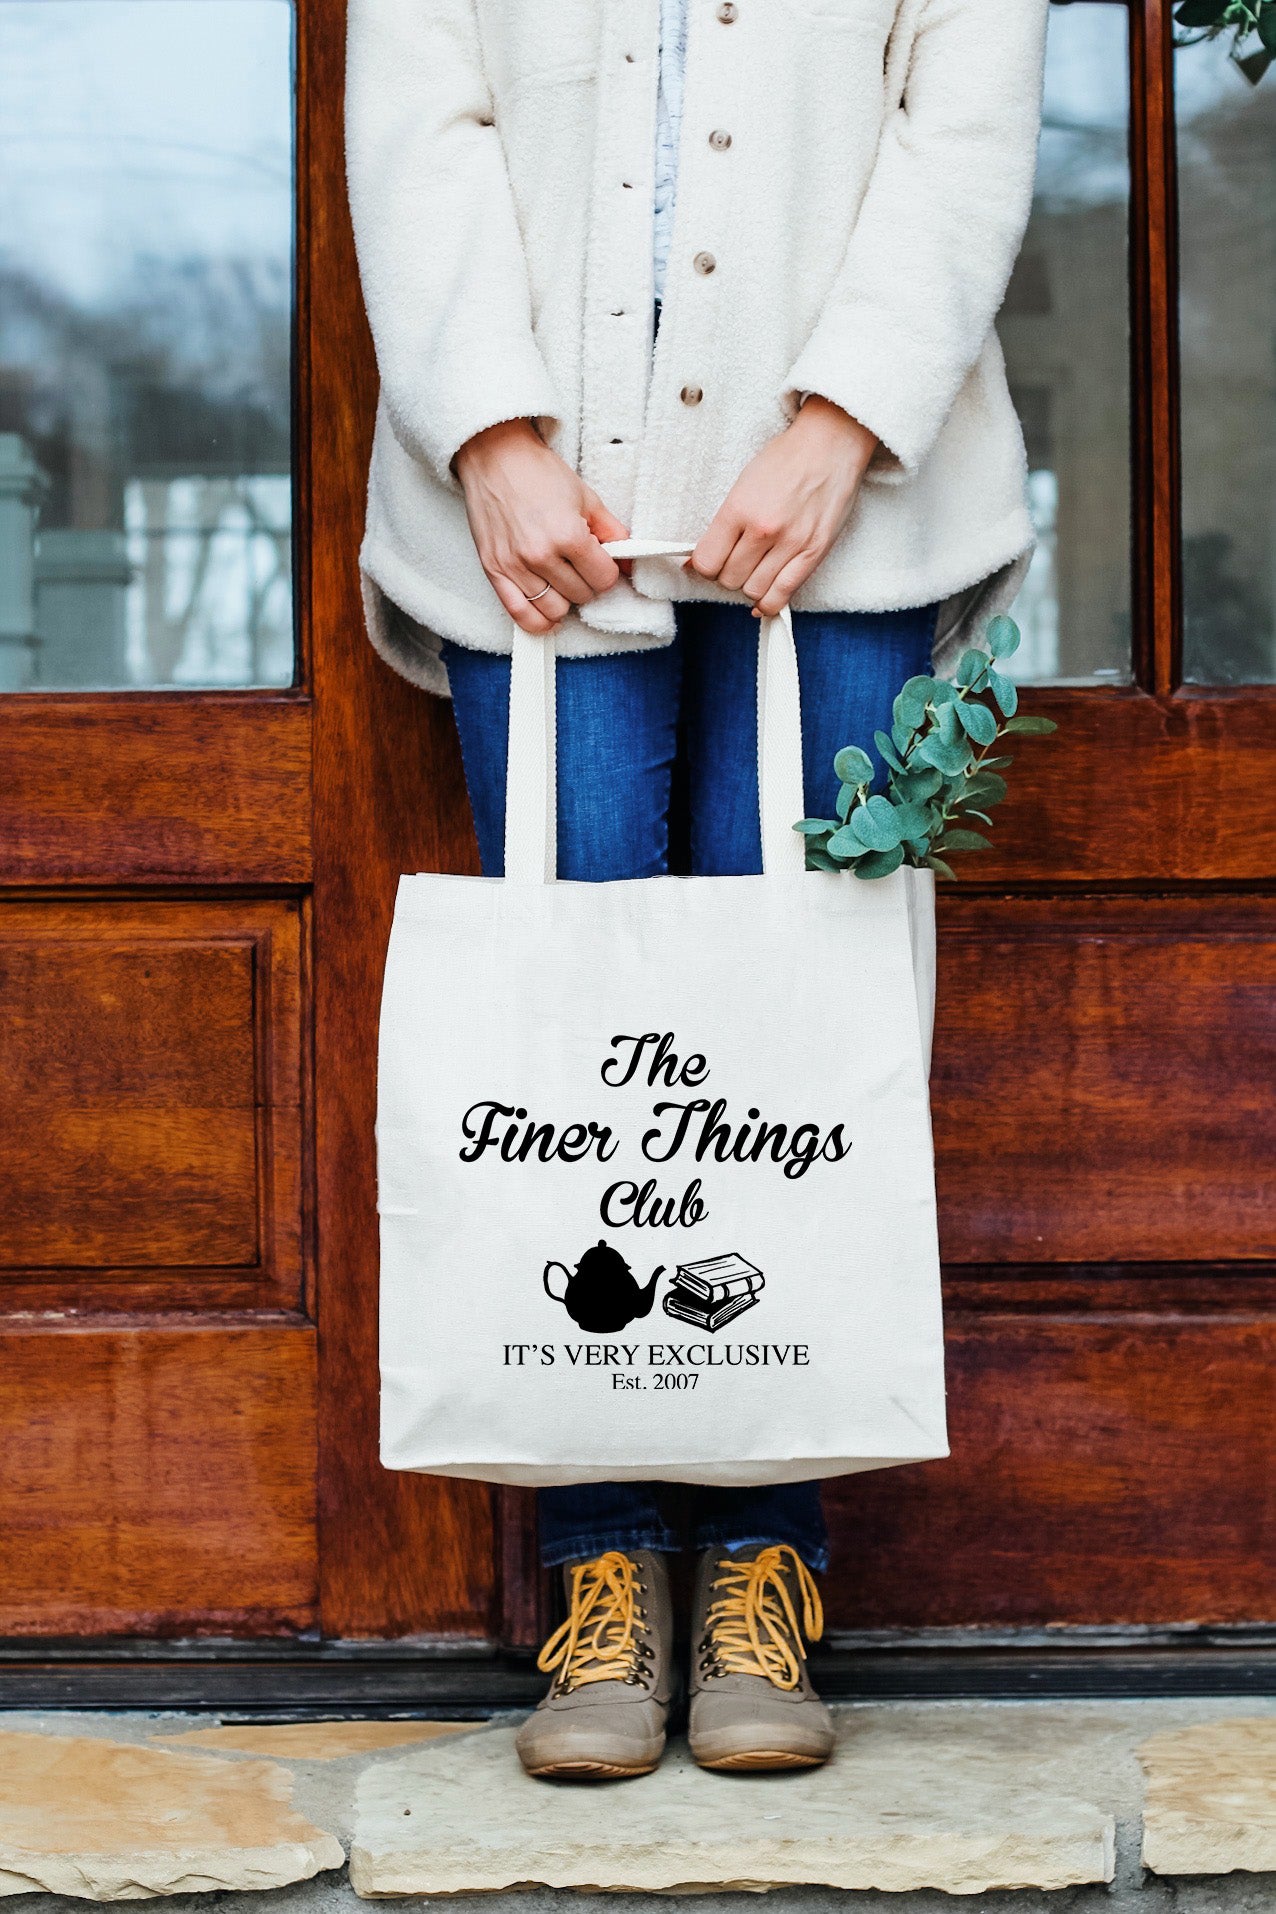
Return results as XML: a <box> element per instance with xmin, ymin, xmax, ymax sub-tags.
<box><xmin>688</xmin><ymin>396</ymin><xmax>879</xmax><ymax>617</ymax></box>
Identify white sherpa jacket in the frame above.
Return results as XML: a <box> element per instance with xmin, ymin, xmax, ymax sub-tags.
<box><xmin>345</xmin><ymin>0</ymin><xmax>1049</xmax><ymax>697</ymax></box>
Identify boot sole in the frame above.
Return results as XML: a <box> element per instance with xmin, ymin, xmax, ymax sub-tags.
<box><xmin>695</xmin><ymin>1748</ymin><xmax>829</xmax><ymax>1773</ymax></box>
<box><xmin>523</xmin><ymin>1757</ymin><xmax>659</xmax><ymax>1780</ymax></box>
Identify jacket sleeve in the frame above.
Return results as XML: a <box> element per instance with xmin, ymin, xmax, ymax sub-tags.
<box><xmin>344</xmin><ymin>0</ymin><xmax>562</xmax><ymax>485</ymax></box>
<box><xmin>784</xmin><ymin>0</ymin><xmax>1048</xmax><ymax>479</ymax></box>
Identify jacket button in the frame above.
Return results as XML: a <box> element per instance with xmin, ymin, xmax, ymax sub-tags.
<box><xmin>709</xmin><ymin>129</ymin><xmax>732</xmax><ymax>150</ymax></box>
<box><xmin>717</xmin><ymin>1</ymin><xmax>737</xmax><ymax>18</ymax></box>
<box><xmin>680</xmin><ymin>384</ymin><xmax>704</xmax><ymax>406</ymax></box>
<box><xmin>693</xmin><ymin>251</ymin><xmax>717</xmax><ymax>275</ymax></box>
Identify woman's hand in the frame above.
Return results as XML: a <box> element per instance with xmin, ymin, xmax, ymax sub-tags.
<box><xmin>454</xmin><ymin>419</ymin><xmax>627</xmax><ymax>635</ymax></box>
<box><xmin>688</xmin><ymin>397</ymin><xmax>878</xmax><ymax>617</ymax></box>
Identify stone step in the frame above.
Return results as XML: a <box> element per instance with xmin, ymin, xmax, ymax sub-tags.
<box><xmin>0</xmin><ymin>1701</ymin><xmax>1270</xmax><ymax>1908</ymax></box>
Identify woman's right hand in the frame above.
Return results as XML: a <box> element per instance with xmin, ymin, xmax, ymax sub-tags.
<box><xmin>454</xmin><ymin>419</ymin><xmax>627</xmax><ymax>635</ymax></box>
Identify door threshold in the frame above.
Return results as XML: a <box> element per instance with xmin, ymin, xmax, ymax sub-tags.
<box><xmin>0</xmin><ymin>1629</ymin><xmax>1273</xmax><ymax>1714</ymax></box>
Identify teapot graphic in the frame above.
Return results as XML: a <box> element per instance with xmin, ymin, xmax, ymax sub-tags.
<box><xmin>543</xmin><ymin>1240</ymin><xmax>665</xmax><ymax>1334</ymax></box>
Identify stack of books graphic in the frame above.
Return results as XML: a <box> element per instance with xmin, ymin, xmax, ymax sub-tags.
<box><xmin>663</xmin><ymin>1253</ymin><xmax>764</xmax><ymax>1332</ymax></box>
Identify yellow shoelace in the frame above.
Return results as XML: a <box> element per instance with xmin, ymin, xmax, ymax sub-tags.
<box><xmin>701</xmin><ymin>1544</ymin><xmax>824</xmax><ymax>1691</ymax></box>
<box><xmin>537</xmin><ymin>1550</ymin><xmax>652</xmax><ymax>1694</ymax></box>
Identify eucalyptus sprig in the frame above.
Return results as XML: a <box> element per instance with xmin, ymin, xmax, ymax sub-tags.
<box><xmin>1173</xmin><ymin>0</ymin><xmax>1276</xmax><ymax>82</ymax></box>
<box><xmin>794</xmin><ymin>615</ymin><xmax>1057</xmax><ymax>881</ymax></box>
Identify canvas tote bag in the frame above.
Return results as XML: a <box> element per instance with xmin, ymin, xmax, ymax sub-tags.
<box><xmin>378</xmin><ymin>541</ymin><xmax>947</xmax><ymax>1486</ymax></box>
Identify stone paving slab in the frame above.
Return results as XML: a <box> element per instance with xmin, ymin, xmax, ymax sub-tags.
<box><xmin>151</xmin><ymin>1723</ymin><xmax>473</xmax><ymax>1762</ymax></box>
<box><xmin>350</xmin><ymin>1712</ymin><xmax>1118</xmax><ymax>1897</ymax></box>
<box><xmin>3</xmin><ymin>1700</ymin><xmax>1276</xmax><ymax>1906</ymax></box>
<box><xmin>0</xmin><ymin>1730</ymin><xmax>343</xmax><ymax>1901</ymax></box>
<box><xmin>1140</xmin><ymin>1718</ymin><xmax>1276</xmax><ymax>1877</ymax></box>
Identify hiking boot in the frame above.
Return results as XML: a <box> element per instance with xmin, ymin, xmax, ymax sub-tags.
<box><xmin>688</xmin><ymin>1542</ymin><xmax>835</xmax><ymax>1772</ymax></box>
<box><xmin>515</xmin><ymin>1549</ymin><xmax>673</xmax><ymax>1779</ymax></box>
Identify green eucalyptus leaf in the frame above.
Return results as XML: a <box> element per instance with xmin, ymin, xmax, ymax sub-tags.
<box><xmin>794</xmin><ymin>818</ymin><xmax>836</xmax><ymax>834</ymax></box>
<box><xmin>889</xmin><ymin>801</ymin><xmax>933</xmax><ymax>841</ymax></box>
<box><xmin>936</xmin><ymin>829</ymin><xmax>992</xmax><ymax>854</ymax></box>
<box><xmin>827</xmin><ymin>824</ymin><xmax>863</xmax><ymax>858</ymax></box>
<box><xmin>833</xmin><ymin>744</ymin><xmax>874</xmax><ymax>786</ymax></box>
<box><xmin>1001</xmin><ymin>713</ymin><xmax>1057</xmax><ymax>735</ymax></box>
<box><xmin>836</xmin><ymin>783</ymin><xmax>855</xmax><ymax>821</ymax></box>
<box><xmin>925</xmin><ymin>853</ymin><xmax>958</xmax><ymax>882</ymax></box>
<box><xmin>989</xmin><ymin>669</ymin><xmax>1019</xmax><ymax>717</ymax></box>
<box><xmin>895</xmin><ymin>675</ymin><xmax>935</xmax><ymax>728</ymax></box>
<box><xmin>956</xmin><ymin>649</ymin><xmax>990</xmax><ymax>687</ymax></box>
<box><xmin>896</xmin><ymin>764</ymin><xmax>944</xmax><ymax>802</ymax></box>
<box><xmin>963</xmin><ymin>770</ymin><xmax>1009</xmax><ymax>807</ymax></box>
<box><xmin>849</xmin><ymin>794</ymin><xmax>905</xmax><ymax>851</ymax></box>
<box><xmin>853</xmin><ymin>845</ymin><xmax>905</xmax><ymax>880</ymax></box>
<box><xmin>1175</xmin><ymin>0</ymin><xmax>1224</xmax><ymax>23</ymax></box>
<box><xmin>805</xmin><ymin>846</ymin><xmax>843</xmax><ymax>873</ymax></box>
<box><xmin>915</xmin><ymin>733</ymin><xmax>973</xmax><ymax>777</ymax></box>
<box><xmin>956</xmin><ymin>699</ymin><xmax>999</xmax><ymax>745</ymax></box>
<box><xmin>1259</xmin><ymin>5</ymin><xmax>1276</xmax><ymax>51</ymax></box>
<box><xmin>980</xmin><ymin>754</ymin><xmax>1014</xmax><ymax>771</ymax></box>
<box><xmin>874</xmin><ymin>729</ymin><xmax>906</xmax><ymax>773</ymax></box>
<box><xmin>891</xmin><ymin>717</ymin><xmax>915</xmax><ymax>755</ymax></box>
<box><xmin>986</xmin><ymin>614</ymin><xmax>1021</xmax><ymax>659</ymax></box>
<box><xmin>926</xmin><ymin>677</ymin><xmax>954</xmax><ymax>706</ymax></box>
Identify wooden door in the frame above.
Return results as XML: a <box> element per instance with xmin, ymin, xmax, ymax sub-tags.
<box><xmin>0</xmin><ymin>0</ymin><xmax>489</xmax><ymax>1647</ymax></box>
<box><xmin>2</xmin><ymin>0</ymin><xmax>1271</xmax><ymax>1664</ymax></box>
<box><xmin>821</xmin><ymin>0</ymin><xmax>1276</xmax><ymax>1639</ymax></box>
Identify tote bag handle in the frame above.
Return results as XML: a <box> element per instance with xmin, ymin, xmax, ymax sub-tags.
<box><xmin>504</xmin><ymin>540</ymin><xmax>807</xmax><ymax>885</ymax></box>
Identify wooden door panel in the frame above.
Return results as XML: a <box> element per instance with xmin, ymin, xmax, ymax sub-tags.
<box><xmin>933</xmin><ymin>895</ymin><xmax>1276</xmax><ymax>1265</ymax></box>
<box><xmin>954</xmin><ymin>691</ymin><xmax>1276</xmax><ymax>886</ymax></box>
<box><xmin>0</xmin><ymin>696</ymin><xmax>311</xmax><ymax>886</ymax></box>
<box><xmin>0</xmin><ymin>899</ymin><xmax>303</xmax><ymax>1313</ymax></box>
<box><xmin>0</xmin><ymin>1323</ymin><xmax>317</xmax><ymax>1636</ymax></box>
<box><xmin>824</xmin><ymin>1313</ymin><xmax>1276</xmax><ymax>1630</ymax></box>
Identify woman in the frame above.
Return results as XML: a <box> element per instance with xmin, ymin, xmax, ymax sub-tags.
<box><xmin>346</xmin><ymin>0</ymin><xmax>1047</xmax><ymax>1780</ymax></box>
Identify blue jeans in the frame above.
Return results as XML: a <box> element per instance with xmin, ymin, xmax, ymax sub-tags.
<box><xmin>441</xmin><ymin>597</ymin><xmax>937</xmax><ymax>1569</ymax></box>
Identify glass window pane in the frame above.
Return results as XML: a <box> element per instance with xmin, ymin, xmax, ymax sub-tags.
<box><xmin>1176</xmin><ymin>39</ymin><xmax>1276</xmax><ymax>684</ymax></box>
<box><xmin>1001</xmin><ymin>0</ymin><xmax>1132</xmax><ymax>685</ymax></box>
<box><xmin>0</xmin><ymin>0</ymin><xmax>293</xmax><ymax>691</ymax></box>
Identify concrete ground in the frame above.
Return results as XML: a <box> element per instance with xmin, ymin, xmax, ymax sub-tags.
<box><xmin>0</xmin><ymin>1700</ymin><xmax>1272</xmax><ymax>1910</ymax></box>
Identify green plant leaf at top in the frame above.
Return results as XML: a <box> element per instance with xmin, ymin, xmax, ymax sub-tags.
<box><xmin>888</xmin><ymin>801</ymin><xmax>933</xmax><ymax>841</ymax></box>
<box><xmin>915</xmin><ymin>731</ymin><xmax>973</xmax><ymax>777</ymax></box>
<box><xmin>794</xmin><ymin>817</ymin><xmax>837</xmax><ymax>834</ymax></box>
<box><xmin>894</xmin><ymin>764</ymin><xmax>944</xmax><ymax>803</ymax></box>
<box><xmin>874</xmin><ymin>729</ymin><xmax>906</xmax><ymax>773</ymax></box>
<box><xmin>826</xmin><ymin>824</ymin><xmax>864</xmax><ymax>859</ymax></box>
<box><xmin>963</xmin><ymin>770</ymin><xmax>1009</xmax><ymax>808</ymax></box>
<box><xmin>988</xmin><ymin>668</ymin><xmax>1019</xmax><ymax>717</ymax></box>
<box><xmin>956</xmin><ymin>698</ymin><xmax>999</xmax><ymax>745</ymax></box>
<box><xmin>833</xmin><ymin>744</ymin><xmax>874</xmax><ymax>787</ymax></box>
<box><xmin>1001</xmin><ymin>713</ymin><xmax>1058</xmax><ymax>735</ymax></box>
<box><xmin>985</xmin><ymin>614</ymin><xmax>1021</xmax><ymax>659</ymax></box>
<box><xmin>805</xmin><ymin>845</ymin><xmax>843</xmax><ymax>873</ymax></box>
<box><xmin>849</xmin><ymin>794</ymin><xmax>905</xmax><ymax>851</ymax></box>
<box><xmin>853</xmin><ymin>845</ymin><xmax>905</xmax><ymax>880</ymax></box>
<box><xmin>894</xmin><ymin>675</ymin><xmax>935</xmax><ymax>729</ymax></box>
<box><xmin>925</xmin><ymin>853</ymin><xmax>958</xmax><ymax>881</ymax></box>
<box><xmin>936</xmin><ymin>829</ymin><xmax>992</xmax><ymax>854</ymax></box>
<box><xmin>956</xmin><ymin>649</ymin><xmax>990</xmax><ymax>687</ymax></box>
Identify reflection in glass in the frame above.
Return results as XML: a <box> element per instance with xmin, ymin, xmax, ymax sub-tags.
<box><xmin>1000</xmin><ymin>1</ymin><xmax>1132</xmax><ymax>684</ymax></box>
<box><xmin>0</xmin><ymin>0</ymin><xmax>293</xmax><ymax>690</ymax></box>
<box><xmin>1177</xmin><ymin>42</ymin><xmax>1276</xmax><ymax>683</ymax></box>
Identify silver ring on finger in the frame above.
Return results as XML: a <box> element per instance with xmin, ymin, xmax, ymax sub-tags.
<box><xmin>524</xmin><ymin>580</ymin><xmax>553</xmax><ymax>603</ymax></box>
